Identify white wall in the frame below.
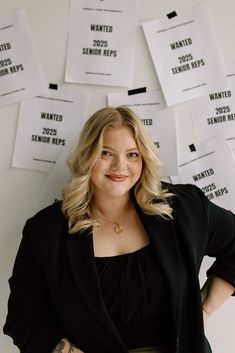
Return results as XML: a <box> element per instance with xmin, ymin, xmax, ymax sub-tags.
<box><xmin>0</xmin><ymin>0</ymin><xmax>235</xmax><ymax>352</ymax></box>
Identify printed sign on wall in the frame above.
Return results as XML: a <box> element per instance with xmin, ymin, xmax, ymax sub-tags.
<box><xmin>189</xmin><ymin>61</ymin><xmax>235</xmax><ymax>150</ymax></box>
<box><xmin>142</xmin><ymin>3</ymin><xmax>228</xmax><ymax>106</ymax></box>
<box><xmin>65</xmin><ymin>0</ymin><xmax>138</xmax><ymax>87</ymax></box>
<box><xmin>0</xmin><ymin>9</ymin><xmax>47</xmax><ymax>107</ymax></box>
<box><xmin>108</xmin><ymin>89</ymin><xmax>177</xmax><ymax>176</ymax></box>
<box><xmin>12</xmin><ymin>85</ymin><xmax>89</xmax><ymax>172</ymax></box>
<box><xmin>171</xmin><ymin>136</ymin><xmax>235</xmax><ymax>212</ymax></box>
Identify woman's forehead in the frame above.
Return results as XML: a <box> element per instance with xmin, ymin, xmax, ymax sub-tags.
<box><xmin>102</xmin><ymin>127</ymin><xmax>138</xmax><ymax>148</ymax></box>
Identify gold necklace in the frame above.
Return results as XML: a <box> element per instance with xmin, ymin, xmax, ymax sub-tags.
<box><xmin>97</xmin><ymin>216</ymin><xmax>124</xmax><ymax>234</ymax></box>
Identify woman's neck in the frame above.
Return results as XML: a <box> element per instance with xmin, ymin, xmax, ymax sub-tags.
<box><xmin>93</xmin><ymin>193</ymin><xmax>132</xmax><ymax>220</ymax></box>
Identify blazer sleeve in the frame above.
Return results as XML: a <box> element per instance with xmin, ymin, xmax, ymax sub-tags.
<box><xmin>197</xmin><ymin>187</ymin><xmax>235</xmax><ymax>290</ymax></box>
<box><xmin>3</xmin><ymin>220</ymin><xmax>65</xmax><ymax>353</ymax></box>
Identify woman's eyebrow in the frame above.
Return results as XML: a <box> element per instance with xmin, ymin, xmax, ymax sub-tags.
<box><xmin>103</xmin><ymin>145</ymin><xmax>139</xmax><ymax>152</ymax></box>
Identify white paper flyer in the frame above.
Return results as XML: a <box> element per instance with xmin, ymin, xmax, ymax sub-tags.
<box><xmin>171</xmin><ymin>136</ymin><xmax>235</xmax><ymax>212</ymax></box>
<box><xmin>65</xmin><ymin>0</ymin><xmax>138</xmax><ymax>87</ymax></box>
<box><xmin>142</xmin><ymin>3</ymin><xmax>228</xmax><ymax>106</ymax></box>
<box><xmin>189</xmin><ymin>61</ymin><xmax>235</xmax><ymax>150</ymax></box>
<box><xmin>0</xmin><ymin>9</ymin><xmax>47</xmax><ymax>107</ymax></box>
<box><xmin>12</xmin><ymin>85</ymin><xmax>89</xmax><ymax>172</ymax></box>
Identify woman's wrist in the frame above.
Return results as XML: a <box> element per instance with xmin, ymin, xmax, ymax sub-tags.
<box><xmin>202</xmin><ymin>306</ymin><xmax>212</xmax><ymax>316</ymax></box>
<box><xmin>53</xmin><ymin>338</ymin><xmax>84</xmax><ymax>353</ymax></box>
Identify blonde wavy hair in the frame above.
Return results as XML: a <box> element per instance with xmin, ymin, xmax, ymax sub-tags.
<box><xmin>62</xmin><ymin>106</ymin><xmax>173</xmax><ymax>234</ymax></box>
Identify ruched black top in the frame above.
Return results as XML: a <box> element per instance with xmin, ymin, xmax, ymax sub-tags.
<box><xmin>95</xmin><ymin>243</ymin><xmax>174</xmax><ymax>350</ymax></box>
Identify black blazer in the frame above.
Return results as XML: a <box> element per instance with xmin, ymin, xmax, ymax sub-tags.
<box><xmin>3</xmin><ymin>183</ymin><xmax>235</xmax><ymax>353</ymax></box>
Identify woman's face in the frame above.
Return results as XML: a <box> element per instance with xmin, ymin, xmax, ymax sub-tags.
<box><xmin>91</xmin><ymin>126</ymin><xmax>143</xmax><ymax>199</ymax></box>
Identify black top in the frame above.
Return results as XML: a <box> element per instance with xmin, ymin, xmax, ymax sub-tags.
<box><xmin>95</xmin><ymin>243</ymin><xmax>175</xmax><ymax>350</ymax></box>
<box><xmin>5</xmin><ymin>183</ymin><xmax>235</xmax><ymax>353</ymax></box>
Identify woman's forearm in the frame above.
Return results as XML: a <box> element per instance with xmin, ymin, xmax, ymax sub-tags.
<box><xmin>201</xmin><ymin>276</ymin><xmax>234</xmax><ymax>320</ymax></box>
<box><xmin>52</xmin><ymin>338</ymin><xmax>84</xmax><ymax>353</ymax></box>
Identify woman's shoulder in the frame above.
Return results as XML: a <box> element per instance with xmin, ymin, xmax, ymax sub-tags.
<box><xmin>161</xmin><ymin>181</ymin><xmax>209</xmax><ymax>210</ymax></box>
<box><xmin>30</xmin><ymin>200</ymin><xmax>64</xmax><ymax>221</ymax></box>
<box><xmin>162</xmin><ymin>181</ymin><xmax>204</xmax><ymax>197</ymax></box>
<box><xmin>23</xmin><ymin>200</ymin><xmax>68</xmax><ymax>242</ymax></box>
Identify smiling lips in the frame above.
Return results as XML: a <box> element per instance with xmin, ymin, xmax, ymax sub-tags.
<box><xmin>106</xmin><ymin>174</ymin><xmax>128</xmax><ymax>182</ymax></box>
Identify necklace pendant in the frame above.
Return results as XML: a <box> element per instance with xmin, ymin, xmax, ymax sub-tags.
<box><xmin>114</xmin><ymin>222</ymin><xmax>124</xmax><ymax>234</ymax></box>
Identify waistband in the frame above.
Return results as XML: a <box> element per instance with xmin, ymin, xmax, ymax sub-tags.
<box><xmin>129</xmin><ymin>347</ymin><xmax>171</xmax><ymax>353</ymax></box>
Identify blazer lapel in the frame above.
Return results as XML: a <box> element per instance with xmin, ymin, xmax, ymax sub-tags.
<box><xmin>66</xmin><ymin>229</ymin><xmax>128</xmax><ymax>352</ymax></box>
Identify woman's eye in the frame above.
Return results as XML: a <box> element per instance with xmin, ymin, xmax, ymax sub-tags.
<box><xmin>127</xmin><ymin>152</ymin><xmax>139</xmax><ymax>158</ymax></box>
<box><xmin>101</xmin><ymin>150</ymin><xmax>112</xmax><ymax>157</ymax></box>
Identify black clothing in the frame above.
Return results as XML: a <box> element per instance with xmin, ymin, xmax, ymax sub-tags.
<box><xmin>96</xmin><ymin>244</ymin><xmax>174</xmax><ymax>349</ymax></box>
<box><xmin>3</xmin><ymin>183</ymin><xmax>235</xmax><ymax>353</ymax></box>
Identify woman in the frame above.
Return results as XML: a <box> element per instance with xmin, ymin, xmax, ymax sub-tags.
<box><xmin>3</xmin><ymin>106</ymin><xmax>235</xmax><ymax>353</ymax></box>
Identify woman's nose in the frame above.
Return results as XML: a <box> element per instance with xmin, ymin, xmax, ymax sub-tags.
<box><xmin>110</xmin><ymin>156</ymin><xmax>125</xmax><ymax>171</ymax></box>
